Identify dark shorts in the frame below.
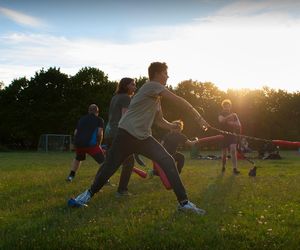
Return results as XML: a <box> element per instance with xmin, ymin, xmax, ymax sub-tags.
<box><xmin>222</xmin><ymin>135</ymin><xmax>238</xmax><ymax>148</ymax></box>
<box><xmin>75</xmin><ymin>145</ymin><xmax>104</xmax><ymax>162</ymax></box>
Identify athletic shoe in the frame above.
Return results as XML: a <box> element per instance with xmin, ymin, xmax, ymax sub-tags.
<box><xmin>115</xmin><ymin>190</ymin><xmax>133</xmax><ymax>198</ymax></box>
<box><xmin>105</xmin><ymin>180</ymin><xmax>116</xmax><ymax>187</ymax></box>
<box><xmin>66</xmin><ymin>176</ymin><xmax>74</xmax><ymax>182</ymax></box>
<box><xmin>248</xmin><ymin>166</ymin><xmax>257</xmax><ymax>177</ymax></box>
<box><xmin>68</xmin><ymin>198</ymin><xmax>86</xmax><ymax>208</ymax></box>
<box><xmin>68</xmin><ymin>190</ymin><xmax>91</xmax><ymax>207</ymax></box>
<box><xmin>233</xmin><ymin>168</ymin><xmax>240</xmax><ymax>175</ymax></box>
<box><xmin>177</xmin><ymin>201</ymin><xmax>206</xmax><ymax>215</ymax></box>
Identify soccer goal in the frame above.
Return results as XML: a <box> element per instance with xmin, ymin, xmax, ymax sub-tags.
<box><xmin>38</xmin><ymin>134</ymin><xmax>72</xmax><ymax>152</ymax></box>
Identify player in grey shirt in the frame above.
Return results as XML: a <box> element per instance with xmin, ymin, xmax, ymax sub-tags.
<box><xmin>69</xmin><ymin>62</ymin><xmax>211</xmax><ymax>215</ymax></box>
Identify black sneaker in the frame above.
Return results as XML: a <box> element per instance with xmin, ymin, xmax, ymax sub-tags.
<box><xmin>248</xmin><ymin>167</ymin><xmax>257</xmax><ymax>177</ymax></box>
<box><xmin>233</xmin><ymin>168</ymin><xmax>240</xmax><ymax>175</ymax></box>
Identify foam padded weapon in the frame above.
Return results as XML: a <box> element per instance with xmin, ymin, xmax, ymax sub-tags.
<box><xmin>197</xmin><ymin>135</ymin><xmax>224</xmax><ymax>144</ymax></box>
<box><xmin>272</xmin><ymin>140</ymin><xmax>300</xmax><ymax>149</ymax></box>
<box><xmin>236</xmin><ymin>147</ymin><xmax>257</xmax><ymax>177</ymax></box>
<box><xmin>132</xmin><ymin>167</ymin><xmax>147</xmax><ymax>178</ymax></box>
<box><xmin>153</xmin><ymin>162</ymin><xmax>172</xmax><ymax>190</ymax></box>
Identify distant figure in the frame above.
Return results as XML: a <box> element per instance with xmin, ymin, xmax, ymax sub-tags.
<box><xmin>66</xmin><ymin>104</ymin><xmax>104</xmax><ymax>181</ymax></box>
<box><xmin>218</xmin><ymin>99</ymin><xmax>241</xmax><ymax>175</ymax></box>
<box><xmin>239</xmin><ymin>137</ymin><xmax>252</xmax><ymax>153</ymax></box>
<box><xmin>258</xmin><ymin>142</ymin><xmax>281</xmax><ymax>160</ymax></box>
<box><xmin>69</xmin><ymin>62</ymin><xmax>211</xmax><ymax>215</ymax></box>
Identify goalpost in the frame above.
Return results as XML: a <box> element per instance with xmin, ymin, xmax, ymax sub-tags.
<box><xmin>38</xmin><ymin>134</ymin><xmax>72</xmax><ymax>152</ymax></box>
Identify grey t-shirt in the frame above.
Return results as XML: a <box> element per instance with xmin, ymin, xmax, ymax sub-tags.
<box><xmin>119</xmin><ymin>81</ymin><xmax>166</xmax><ymax>139</ymax></box>
<box><xmin>106</xmin><ymin>93</ymin><xmax>131</xmax><ymax>139</ymax></box>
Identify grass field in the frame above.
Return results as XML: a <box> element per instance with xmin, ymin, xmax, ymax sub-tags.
<box><xmin>1</xmin><ymin>151</ymin><xmax>300</xmax><ymax>250</ymax></box>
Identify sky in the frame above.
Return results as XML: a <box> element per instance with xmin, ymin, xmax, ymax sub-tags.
<box><xmin>0</xmin><ymin>0</ymin><xmax>299</xmax><ymax>92</ymax></box>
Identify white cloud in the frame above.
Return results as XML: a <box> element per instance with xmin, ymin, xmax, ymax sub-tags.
<box><xmin>0</xmin><ymin>1</ymin><xmax>299</xmax><ymax>92</ymax></box>
<box><xmin>215</xmin><ymin>0</ymin><xmax>300</xmax><ymax>16</ymax></box>
<box><xmin>0</xmin><ymin>6</ymin><xmax>45</xmax><ymax>28</ymax></box>
<box><xmin>0</xmin><ymin>64</ymin><xmax>40</xmax><ymax>82</ymax></box>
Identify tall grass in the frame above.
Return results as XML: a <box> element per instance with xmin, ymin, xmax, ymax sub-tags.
<box><xmin>1</xmin><ymin>151</ymin><xmax>300</xmax><ymax>249</ymax></box>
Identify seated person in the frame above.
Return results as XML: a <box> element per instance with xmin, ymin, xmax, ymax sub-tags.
<box><xmin>239</xmin><ymin>137</ymin><xmax>252</xmax><ymax>153</ymax></box>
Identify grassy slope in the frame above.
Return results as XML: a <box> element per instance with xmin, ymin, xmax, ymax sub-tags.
<box><xmin>1</xmin><ymin>151</ymin><xmax>300</xmax><ymax>250</ymax></box>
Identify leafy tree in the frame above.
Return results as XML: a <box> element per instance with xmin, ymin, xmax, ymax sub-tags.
<box><xmin>161</xmin><ymin>80</ymin><xmax>224</xmax><ymax>139</ymax></box>
<box><xmin>135</xmin><ymin>76</ymin><xmax>148</xmax><ymax>89</ymax></box>
<box><xmin>1</xmin><ymin>66</ymin><xmax>299</xmax><ymax>150</ymax></box>
<box><xmin>67</xmin><ymin>67</ymin><xmax>116</xmax><ymax>126</ymax></box>
<box><xmin>22</xmin><ymin>68</ymin><xmax>70</xmax><ymax>146</ymax></box>
<box><xmin>0</xmin><ymin>77</ymin><xmax>30</xmax><ymax>147</ymax></box>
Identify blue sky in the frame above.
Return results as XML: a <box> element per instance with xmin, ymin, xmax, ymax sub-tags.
<box><xmin>0</xmin><ymin>0</ymin><xmax>299</xmax><ymax>92</ymax></box>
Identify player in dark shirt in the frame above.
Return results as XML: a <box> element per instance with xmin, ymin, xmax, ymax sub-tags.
<box><xmin>105</xmin><ymin>77</ymin><xmax>137</xmax><ymax>196</ymax></box>
<box><xmin>152</xmin><ymin>120</ymin><xmax>199</xmax><ymax>175</ymax></box>
<box><xmin>66</xmin><ymin>104</ymin><xmax>105</xmax><ymax>181</ymax></box>
<box><xmin>218</xmin><ymin>99</ymin><xmax>241</xmax><ymax>174</ymax></box>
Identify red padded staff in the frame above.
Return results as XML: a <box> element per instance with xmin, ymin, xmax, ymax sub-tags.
<box><xmin>132</xmin><ymin>167</ymin><xmax>148</xmax><ymax>178</ymax></box>
<box><xmin>272</xmin><ymin>140</ymin><xmax>300</xmax><ymax>149</ymax></box>
<box><xmin>152</xmin><ymin>162</ymin><xmax>172</xmax><ymax>190</ymax></box>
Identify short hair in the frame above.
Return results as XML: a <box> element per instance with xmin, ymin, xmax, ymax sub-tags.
<box><xmin>173</xmin><ymin>120</ymin><xmax>184</xmax><ymax>131</ymax></box>
<box><xmin>116</xmin><ymin>77</ymin><xmax>134</xmax><ymax>94</ymax></box>
<box><xmin>88</xmin><ymin>104</ymin><xmax>99</xmax><ymax>114</ymax></box>
<box><xmin>221</xmin><ymin>99</ymin><xmax>232</xmax><ymax>108</ymax></box>
<box><xmin>148</xmin><ymin>62</ymin><xmax>168</xmax><ymax>80</ymax></box>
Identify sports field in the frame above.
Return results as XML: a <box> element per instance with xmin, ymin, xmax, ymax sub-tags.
<box><xmin>1</xmin><ymin>151</ymin><xmax>300</xmax><ymax>249</ymax></box>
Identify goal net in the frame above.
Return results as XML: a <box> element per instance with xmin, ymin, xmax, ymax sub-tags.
<box><xmin>38</xmin><ymin>134</ymin><xmax>72</xmax><ymax>152</ymax></box>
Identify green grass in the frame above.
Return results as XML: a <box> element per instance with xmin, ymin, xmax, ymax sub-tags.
<box><xmin>1</xmin><ymin>151</ymin><xmax>300</xmax><ymax>250</ymax></box>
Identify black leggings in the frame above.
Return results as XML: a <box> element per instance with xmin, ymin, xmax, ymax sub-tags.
<box><xmin>173</xmin><ymin>152</ymin><xmax>185</xmax><ymax>174</ymax></box>
<box><xmin>90</xmin><ymin>129</ymin><xmax>188</xmax><ymax>202</ymax></box>
<box><xmin>106</xmin><ymin>137</ymin><xmax>134</xmax><ymax>192</ymax></box>
<box><xmin>153</xmin><ymin>152</ymin><xmax>185</xmax><ymax>174</ymax></box>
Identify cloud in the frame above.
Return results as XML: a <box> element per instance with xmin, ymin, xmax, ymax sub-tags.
<box><xmin>130</xmin><ymin>0</ymin><xmax>300</xmax><ymax>43</ymax></box>
<box><xmin>194</xmin><ymin>0</ymin><xmax>300</xmax><ymax>28</ymax></box>
<box><xmin>0</xmin><ymin>6</ymin><xmax>45</xmax><ymax>28</ymax></box>
<box><xmin>0</xmin><ymin>64</ymin><xmax>40</xmax><ymax>82</ymax></box>
<box><xmin>0</xmin><ymin>1</ymin><xmax>300</xmax><ymax>92</ymax></box>
<box><xmin>210</xmin><ymin>0</ymin><xmax>300</xmax><ymax>18</ymax></box>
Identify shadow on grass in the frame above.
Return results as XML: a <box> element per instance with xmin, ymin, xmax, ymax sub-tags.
<box><xmin>2</xmin><ymin>165</ymin><xmax>300</xmax><ymax>249</ymax></box>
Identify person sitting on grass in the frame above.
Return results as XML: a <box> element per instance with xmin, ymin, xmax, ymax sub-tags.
<box><xmin>68</xmin><ymin>62</ymin><xmax>211</xmax><ymax>215</ymax></box>
<box><xmin>151</xmin><ymin>120</ymin><xmax>199</xmax><ymax>176</ymax></box>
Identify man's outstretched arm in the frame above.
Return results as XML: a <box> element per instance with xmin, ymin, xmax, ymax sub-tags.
<box><xmin>160</xmin><ymin>89</ymin><xmax>211</xmax><ymax>130</ymax></box>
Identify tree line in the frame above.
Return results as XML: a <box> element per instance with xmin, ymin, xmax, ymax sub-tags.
<box><xmin>0</xmin><ymin>67</ymin><xmax>299</xmax><ymax>150</ymax></box>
